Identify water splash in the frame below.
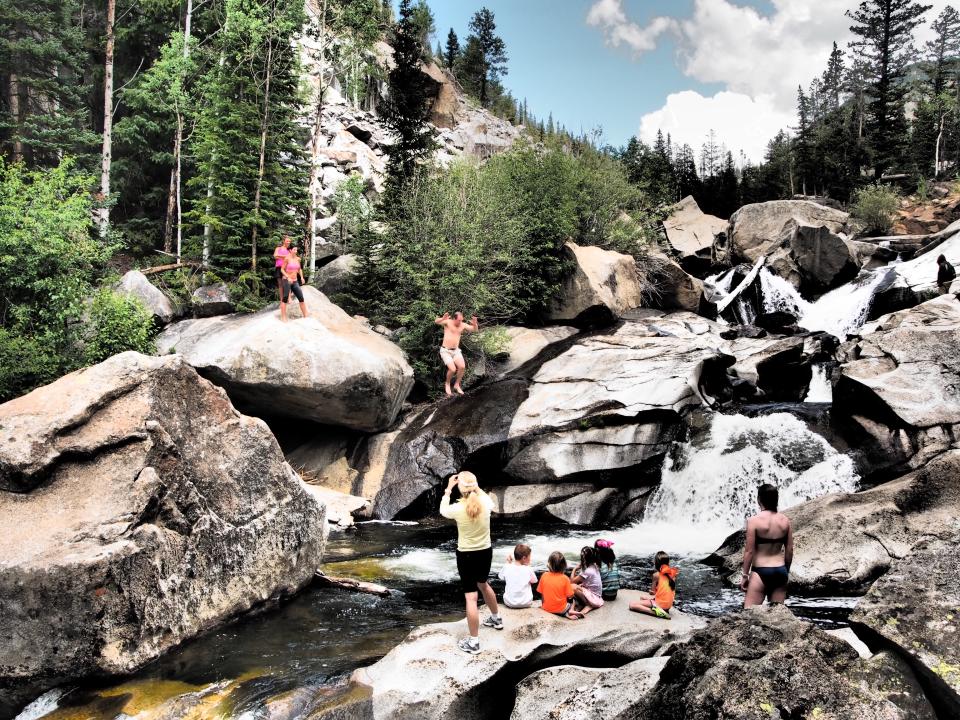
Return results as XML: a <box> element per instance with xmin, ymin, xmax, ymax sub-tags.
<box><xmin>642</xmin><ymin>413</ymin><xmax>858</xmax><ymax>553</ymax></box>
<box><xmin>804</xmin><ymin>364</ymin><xmax>833</xmax><ymax>403</ymax></box>
<box><xmin>758</xmin><ymin>268</ymin><xmax>887</xmax><ymax>339</ymax></box>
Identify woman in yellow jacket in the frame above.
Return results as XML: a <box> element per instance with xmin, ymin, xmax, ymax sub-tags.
<box><xmin>440</xmin><ymin>470</ymin><xmax>501</xmax><ymax>654</ymax></box>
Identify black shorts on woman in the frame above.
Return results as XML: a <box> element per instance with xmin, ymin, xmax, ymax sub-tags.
<box><xmin>455</xmin><ymin>547</ymin><xmax>493</xmax><ymax>593</ymax></box>
<box><xmin>282</xmin><ymin>278</ymin><xmax>304</xmax><ymax>303</ymax></box>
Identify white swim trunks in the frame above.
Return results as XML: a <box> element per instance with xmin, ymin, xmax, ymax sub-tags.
<box><xmin>439</xmin><ymin>346</ymin><xmax>464</xmax><ymax>365</ymax></box>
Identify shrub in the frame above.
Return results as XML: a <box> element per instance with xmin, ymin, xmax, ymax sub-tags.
<box><xmin>851</xmin><ymin>183</ymin><xmax>899</xmax><ymax>234</ymax></box>
<box><xmin>0</xmin><ymin>330</ymin><xmax>62</xmax><ymax>402</ymax></box>
<box><xmin>84</xmin><ymin>290</ymin><xmax>155</xmax><ymax>365</ymax></box>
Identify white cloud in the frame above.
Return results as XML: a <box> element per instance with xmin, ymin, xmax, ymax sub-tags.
<box><xmin>586</xmin><ymin>0</ymin><xmax>676</xmax><ymax>55</ymax></box>
<box><xmin>639</xmin><ymin>90</ymin><xmax>795</xmax><ymax>164</ymax></box>
<box><xmin>631</xmin><ymin>0</ymin><xmax>955</xmax><ymax>162</ymax></box>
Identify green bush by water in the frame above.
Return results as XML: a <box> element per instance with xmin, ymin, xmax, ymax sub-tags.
<box><xmin>851</xmin><ymin>183</ymin><xmax>899</xmax><ymax>234</ymax></box>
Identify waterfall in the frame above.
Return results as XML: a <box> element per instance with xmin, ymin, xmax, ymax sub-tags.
<box><xmin>804</xmin><ymin>364</ymin><xmax>833</xmax><ymax>403</ymax></box>
<box><xmin>756</xmin><ymin>268</ymin><xmax>886</xmax><ymax>339</ymax></box>
<box><xmin>639</xmin><ymin>413</ymin><xmax>858</xmax><ymax>553</ymax></box>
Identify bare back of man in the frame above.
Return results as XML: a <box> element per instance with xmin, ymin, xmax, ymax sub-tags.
<box><xmin>434</xmin><ymin>311</ymin><xmax>479</xmax><ymax>396</ymax></box>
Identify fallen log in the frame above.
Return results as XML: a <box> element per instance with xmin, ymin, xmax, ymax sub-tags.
<box><xmin>141</xmin><ymin>261</ymin><xmax>200</xmax><ymax>275</ymax></box>
<box><xmin>314</xmin><ymin>571</ymin><xmax>391</xmax><ymax>597</ymax></box>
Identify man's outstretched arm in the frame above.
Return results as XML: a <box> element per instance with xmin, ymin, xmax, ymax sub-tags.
<box><xmin>466</xmin><ymin>315</ymin><xmax>480</xmax><ymax>332</ymax></box>
<box><xmin>434</xmin><ymin>312</ymin><xmax>450</xmax><ymax>326</ymax></box>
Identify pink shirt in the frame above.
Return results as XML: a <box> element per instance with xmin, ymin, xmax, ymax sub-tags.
<box><xmin>275</xmin><ymin>246</ymin><xmax>290</xmax><ymax>267</ymax></box>
<box><xmin>284</xmin><ymin>258</ymin><xmax>301</xmax><ymax>275</ymax></box>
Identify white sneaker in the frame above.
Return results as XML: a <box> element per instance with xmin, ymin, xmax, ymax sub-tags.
<box><xmin>482</xmin><ymin>615</ymin><xmax>503</xmax><ymax>630</ymax></box>
<box><xmin>457</xmin><ymin>637</ymin><xmax>481</xmax><ymax>654</ymax></box>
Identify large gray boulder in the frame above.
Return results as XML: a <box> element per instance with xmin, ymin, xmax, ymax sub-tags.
<box><xmin>835</xmin><ymin>295</ymin><xmax>960</xmax><ymax>479</ymax></box>
<box><xmin>156</xmin><ymin>286</ymin><xmax>414</xmax><ymax>432</ymax></box>
<box><xmin>115</xmin><ymin>270</ymin><xmax>176</xmax><ymax>325</ymax></box>
<box><xmin>851</xmin><ymin>533</ymin><xmax>960</xmax><ymax>715</ymax></box>
<box><xmin>719</xmin><ymin>200</ymin><xmax>851</xmax><ymax>265</ymax></box>
<box><xmin>662</xmin><ymin>195</ymin><xmax>726</xmax><ymax>274</ymax></box>
<box><xmin>547</xmin><ymin>241</ymin><xmax>644</xmax><ymax>326</ymax></box>
<box><xmin>649</xmin><ymin>249</ymin><xmax>706</xmax><ymax>312</ymax></box>
<box><xmin>708</xmin><ymin>450</ymin><xmax>960</xmax><ymax>594</ymax></box>
<box><xmin>315</xmin><ymin>254</ymin><xmax>357</xmax><ymax>298</ymax></box>
<box><xmin>351</xmin><ymin>591</ymin><xmax>705</xmax><ymax>720</ymax></box>
<box><xmin>716</xmin><ymin>200</ymin><xmax>858</xmax><ymax>292</ymax></box>
<box><xmin>357</xmin><ymin>311</ymin><xmax>815</xmax><ymax>519</ymax></box>
<box><xmin>191</xmin><ymin>282</ymin><xmax>234</xmax><ymax>318</ymax></box>
<box><xmin>0</xmin><ymin>353</ymin><xmax>326</xmax><ymax>716</ymax></box>
<box><xmin>632</xmin><ymin>605</ymin><xmax>935</xmax><ymax>720</ymax></box>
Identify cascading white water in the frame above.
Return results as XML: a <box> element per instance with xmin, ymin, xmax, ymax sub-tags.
<box><xmin>12</xmin><ymin>689</ymin><xmax>64</xmax><ymax>720</ymax></box>
<box><xmin>758</xmin><ymin>268</ymin><xmax>887</xmax><ymax>338</ymax></box>
<box><xmin>640</xmin><ymin>413</ymin><xmax>858</xmax><ymax>553</ymax></box>
<box><xmin>804</xmin><ymin>364</ymin><xmax>833</xmax><ymax>403</ymax></box>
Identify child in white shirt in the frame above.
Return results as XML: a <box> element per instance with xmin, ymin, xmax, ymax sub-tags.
<box><xmin>499</xmin><ymin>543</ymin><xmax>538</xmax><ymax>608</ymax></box>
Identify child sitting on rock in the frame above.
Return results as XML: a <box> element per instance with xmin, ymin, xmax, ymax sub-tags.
<box><xmin>499</xmin><ymin>543</ymin><xmax>538</xmax><ymax>609</ymax></box>
<box><xmin>629</xmin><ymin>551</ymin><xmax>678</xmax><ymax>619</ymax></box>
<box><xmin>537</xmin><ymin>551</ymin><xmax>580</xmax><ymax>619</ymax></box>
<box><xmin>595</xmin><ymin>538</ymin><xmax>620</xmax><ymax>601</ymax></box>
<box><xmin>571</xmin><ymin>545</ymin><xmax>604</xmax><ymax>616</ymax></box>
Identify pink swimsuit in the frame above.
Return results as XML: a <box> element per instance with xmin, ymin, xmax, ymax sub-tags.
<box><xmin>275</xmin><ymin>247</ymin><xmax>290</xmax><ymax>267</ymax></box>
<box><xmin>284</xmin><ymin>259</ymin><xmax>301</xmax><ymax>276</ymax></box>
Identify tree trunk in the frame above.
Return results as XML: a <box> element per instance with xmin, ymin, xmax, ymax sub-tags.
<box><xmin>202</xmin><ymin>11</ymin><xmax>228</xmax><ymax>267</ymax></box>
<box><xmin>250</xmin><ymin>21</ymin><xmax>275</xmax><ymax>271</ymax></box>
<box><xmin>167</xmin><ymin>0</ymin><xmax>193</xmax><ymax>259</ymax></box>
<box><xmin>8</xmin><ymin>74</ymin><xmax>22</xmax><ymax>162</ymax></box>
<box><xmin>305</xmin><ymin>0</ymin><xmax>328</xmax><ymax>282</ymax></box>
<box><xmin>99</xmin><ymin>0</ymin><xmax>116</xmax><ymax>238</ymax></box>
<box><xmin>163</xmin><ymin>169</ymin><xmax>176</xmax><ymax>252</ymax></box>
<box><xmin>935</xmin><ymin>113</ymin><xmax>945</xmax><ymax>177</ymax></box>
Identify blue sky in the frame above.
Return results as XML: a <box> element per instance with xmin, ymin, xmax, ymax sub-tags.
<box><xmin>410</xmin><ymin>1</ymin><xmax>953</xmax><ymax>162</ymax></box>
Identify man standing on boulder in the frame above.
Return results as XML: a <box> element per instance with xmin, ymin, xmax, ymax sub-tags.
<box><xmin>435</xmin><ymin>311</ymin><xmax>479</xmax><ymax>396</ymax></box>
<box><xmin>937</xmin><ymin>254</ymin><xmax>956</xmax><ymax>295</ymax></box>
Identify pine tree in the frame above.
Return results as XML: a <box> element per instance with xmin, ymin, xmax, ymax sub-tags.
<box><xmin>674</xmin><ymin>144</ymin><xmax>700</xmax><ymax>199</ymax></box>
<box><xmin>917</xmin><ymin>6</ymin><xmax>960</xmax><ymax>175</ymax></box>
<box><xmin>410</xmin><ymin>0</ymin><xmax>435</xmax><ymax>54</ymax></box>
<box><xmin>444</xmin><ymin>28</ymin><xmax>459</xmax><ymax>69</ymax></box>
<box><xmin>455</xmin><ymin>35</ymin><xmax>485</xmax><ymax>99</ymax></box>
<box><xmin>717</xmin><ymin>151</ymin><xmax>740</xmax><ymax>217</ymax></box>
<box><xmin>188</xmin><ymin>0</ymin><xmax>308</xmax><ymax>275</ymax></box>
<box><xmin>381</xmin><ymin>0</ymin><xmax>433</xmax><ymax>208</ymax></box>
<box><xmin>822</xmin><ymin>42</ymin><xmax>846</xmax><ymax>111</ymax></box>
<box><xmin>847</xmin><ymin>0</ymin><xmax>932</xmax><ymax>178</ymax></box>
<box><xmin>795</xmin><ymin>86</ymin><xmax>816</xmax><ymax>195</ymax></box>
<box><xmin>466</xmin><ymin>7</ymin><xmax>507</xmax><ymax>106</ymax></box>
<box><xmin>927</xmin><ymin>6</ymin><xmax>960</xmax><ymax>94</ymax></box>
<box><xmin>0</xmin><ymin>0</ymin><xmax>95</xmax><ymax>167</ymax></box>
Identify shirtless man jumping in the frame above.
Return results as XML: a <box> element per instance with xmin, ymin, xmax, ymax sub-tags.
<box><xmin>435</xmin><ymin>311</ymin><xmax>479</xmax><ymax>396</ymax></box>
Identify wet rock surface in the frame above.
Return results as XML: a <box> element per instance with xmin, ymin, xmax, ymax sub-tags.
<box><xmin>0</xmin><ymin>353</ymin><xmax>326</xmax><ymax>716</ymax></box>
<box><xmin>156</xmin><ymin>287</ymin><xmax>414</xmax><ymax>432</ymax></box>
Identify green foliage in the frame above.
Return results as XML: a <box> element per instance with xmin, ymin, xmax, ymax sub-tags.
<box><xmin>0</xmin><ymin>159</ymin><xmax>127</xmax><ymax>399</ymax></box>
<box><xmin>332</xmin><ymin>174</ymin><xmax>372</xmax><ymax>248</ymax></box>
<box><xmin>851</xmin><ymin>183</ymin><xmax>900</xmax><ymax>233</ymax></box>
<box><xmin>382</xmin><ymin>0</ymin><xmax>434</xmax><ymax>203</ymax></box>
<box><xmin>84</xmin><ymin>290</ymin><xmax>155</xmax><ymax>365</ymax></box>
<box><xmin>0</xmin><ymin>0</ymin><xmax>96</xmax><ymax>167</ymax></box>
<box><xmin>346</xmin><ymin>144</ymin><xmax>653</xmax><ymax>384</ymax></box>
<box><xmin>187</xmin><ymin>0</ymin><xmax>309</xmax><ymax>277</ymax></box>
<box><xmin>230</xmin><ymin>270</ymin><xmax>270</xmax><ymax>313</ymax></box>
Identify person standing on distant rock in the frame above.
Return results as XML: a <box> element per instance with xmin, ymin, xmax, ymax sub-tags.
<box><xmin>273</xmin><ymin>235</ymin><xmax>292</xmax><ymax>301</ymax></box>
<box><xmin>937</xmin><ymin>254</ymin><xmax>956</xmax><ymax>295</ymax></box>
<box><xmin>280</xmin><ymin>246</ymin><xmax>309</xmax><ymax>323</ymax></box>
<box><xmin>434</xmin><ymin>311</ymin><xmax>479</xmax><ymax>396</ymax></box>
<box><xmin>740</xmin><ymin>483</ymin><xmax>793</xmax><ymax>608</ymax></box>
<box><xmin>439</xmin><ymin>470</ymin><xmax>502</xmax><ymax>654</ymax></box>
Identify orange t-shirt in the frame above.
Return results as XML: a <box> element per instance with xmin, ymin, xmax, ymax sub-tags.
<box><xmin>537</xmin><ymin>571</ymin><xmax>574</xmax><ymax>613</ymax></box>
<box><xmin>654</xmin><ymin>571</ymin><xmax>676</xmax><ymax>610</ymax></box>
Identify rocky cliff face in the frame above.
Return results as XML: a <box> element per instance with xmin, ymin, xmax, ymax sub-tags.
<box><xmin>0</xmin><ymin>353</ymin><xmax>326</xmax><ymax>716</ymax></box>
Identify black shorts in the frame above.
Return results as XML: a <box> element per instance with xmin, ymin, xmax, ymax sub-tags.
<box><xmin>455</xmin><ymin>547</ymin><xmax>493</xmax><ymax>593</ymax></box>
<box><xmin>282</xmin><ymin>279</ymin><xmax>304</xmax><ymax>303</ymax></box>
<box><xmin>274</xmin><ymin>266</ymin><xmax>284</xmax><ymax>281</ymax></box>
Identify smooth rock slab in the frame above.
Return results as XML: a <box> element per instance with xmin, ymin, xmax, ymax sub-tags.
<box><xmin>156</xmin><ymin>287</ymin><xmax>413</xmax><ymax>432</ymax></box>
<box><xmin>547</xmin><ymin>241</ymin><xmax>644</xmax><ymax>326</ymax></box>
<box><xmin>511</xmin><ymin>656</ymin><xmax>669</xmax><ymax>720</ymax></box>
<box><xmin>352</xmin><ymin>591</ymin><xmax>704</xmax><ymax>720</ymax></box>
<box><xmin>0</xmin><ymin>352</ymin><xmax>326</xmax><ymax>716</ymax></box>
